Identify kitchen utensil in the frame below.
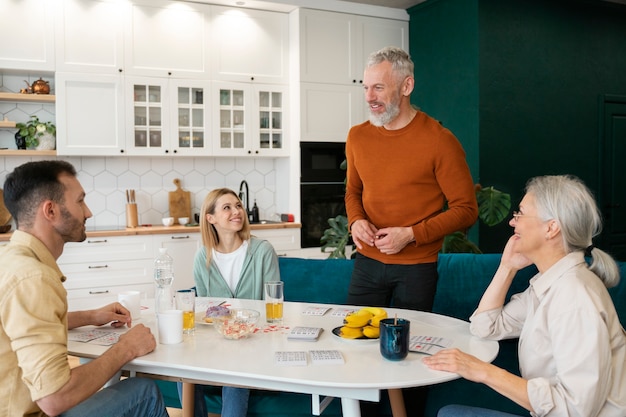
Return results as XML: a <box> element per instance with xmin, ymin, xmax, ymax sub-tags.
<box><xmin>168</xmin><ymin>179</ymin><xmax>191</xmax><ymax>224</ymax></box>
<box><xmin>0</xmin><ymin>189</ymin><xmax>12</xmax><ymax>226</ymax></box>
<box><xmin>31</xmin><ymin>78</ymin><xmax>50</xmax><ymax>94</ymax></box>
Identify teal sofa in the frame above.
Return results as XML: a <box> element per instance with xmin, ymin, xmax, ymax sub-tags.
<box><xmin>157</xmin><ymin>254</ymin><xmax>626</xmax><ymax>417</ymax></box>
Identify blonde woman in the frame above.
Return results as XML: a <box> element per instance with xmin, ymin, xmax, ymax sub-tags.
<box><xmin>179</xmin><ymin>188</ymin><xmax>280</xmax><ymax>417</ymax></box>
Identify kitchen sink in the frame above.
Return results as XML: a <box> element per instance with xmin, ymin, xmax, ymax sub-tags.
<box><xmin>250</xmin><ymin>220</ymin><xmax>282</xmax><ymax>224</ymax></box>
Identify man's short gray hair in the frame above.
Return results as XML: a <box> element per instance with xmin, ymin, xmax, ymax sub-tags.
<box><xmin>366</xmin><ymin>46</ymin><xmax>414</xmax><ymax>80</ymax></box>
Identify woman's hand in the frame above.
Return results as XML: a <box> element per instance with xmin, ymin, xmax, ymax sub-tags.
<box><xmin>422</xmin><ymin>348</ymin><xmax>489</xmax><ymax>383</ymax></box>
<box><xmin>501</xmin><ymin>235</ymin><xmax>532</xmax><ymax>271</ymax></box>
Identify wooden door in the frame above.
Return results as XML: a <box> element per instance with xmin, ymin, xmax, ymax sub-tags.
<box><xmin>599</xmin><ymin>95</ymin><xmax>626</xmax><ymax>261</ymax></box>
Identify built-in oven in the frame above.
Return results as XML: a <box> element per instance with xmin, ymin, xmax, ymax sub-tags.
<box><xmin>300</xmin><ymin>142</ymin><xmax>347</xmax><ymax>248</ymax></box>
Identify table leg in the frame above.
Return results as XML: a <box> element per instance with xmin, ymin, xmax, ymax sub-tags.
<box><xmin>182</xmin><ymin>382</ymin><xmax>195</xmax><ymax>417</ymax></box>
<box><xmin>340</xmin><ymin>398</ymin><xmax>361</xmax><ymax>417</ymax></box>
<box><xmin>388</xmin><ymin>389</ymin><xmax>407</xmax><ymax>417</ymax></box>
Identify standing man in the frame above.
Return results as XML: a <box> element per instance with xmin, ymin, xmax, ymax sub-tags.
<box><xmin>345</xmin><ymin>46</ymin><xmax>478</xmax><ymax>415</ymax></box>
<box><xmin>0</xmin><ymin>160</ymin><xmax>168</xmax><ymax>417</ymax></box>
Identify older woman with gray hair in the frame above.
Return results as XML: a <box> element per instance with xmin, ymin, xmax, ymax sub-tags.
<box><xmin>424</xmin><ymin>174</ymin><xmax>626</xmax><ymax>417</ymax></box>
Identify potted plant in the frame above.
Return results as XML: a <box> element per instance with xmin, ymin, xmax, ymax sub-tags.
<box><xmin>15</xmin><ymin>115</ymin><xmax>56</xmax><ymax>150</ymax></box>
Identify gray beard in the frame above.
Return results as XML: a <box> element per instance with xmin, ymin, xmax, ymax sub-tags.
<box><xmin>368</xmin><ymin>101</ymin><xmax>400</xmax><ymax>127</ymax></box>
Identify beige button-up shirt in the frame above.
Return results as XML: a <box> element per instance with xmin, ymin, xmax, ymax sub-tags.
<box><xmin>0</xmin><ymin>231</ymin><xmax>70</xmax><ymax>417</ymax></box>
<box><xmin>470</xmin><ymin>252</ymin><xmax>626</xmax><ymax>417</ymax></box>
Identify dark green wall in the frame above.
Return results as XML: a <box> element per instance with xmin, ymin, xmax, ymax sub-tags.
<box><xmin>409</xmin><ymin>0</ymin><xmax>626</xmax><ymax>252</ymax></box>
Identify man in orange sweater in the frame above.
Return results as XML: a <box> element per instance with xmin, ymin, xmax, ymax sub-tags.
<box><xmin>345</xmin><ymin>46</ymin><xmax>478</xmax><ymax>416</ymax></box>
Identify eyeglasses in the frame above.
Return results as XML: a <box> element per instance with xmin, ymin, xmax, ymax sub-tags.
<box><xmin>511</xmin><ymin>211</ymin><xmax>542</xmax><ymax>222</ymax></box>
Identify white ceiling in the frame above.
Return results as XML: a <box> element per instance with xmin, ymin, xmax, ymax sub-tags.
<box><xmin>340</xmin><ymin>0</ymin><xmax>423</xmax><ymax>9</ymax></box>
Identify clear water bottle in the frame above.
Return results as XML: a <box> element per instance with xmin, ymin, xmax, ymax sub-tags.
<box><xmin>154</xmin><ymin>247</ymin><xmax>175</xmax><ymax>314</ymax></box>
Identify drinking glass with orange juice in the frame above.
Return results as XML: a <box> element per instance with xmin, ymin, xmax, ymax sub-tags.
<box><xmin>176</xmin><ymin>289</ymin><xmax>195</xmax><ymax>334</ymax></box>
<box><xmin>264</xmin><ymin>281</ymin><xmax>284</xmax><ymax>324</ymax></box>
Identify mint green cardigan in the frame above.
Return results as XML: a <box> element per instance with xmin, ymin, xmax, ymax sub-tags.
<box><xmin>193</xmin><ymin>237</ymin><xmax>280</xmax><ymax>300</ymax></box>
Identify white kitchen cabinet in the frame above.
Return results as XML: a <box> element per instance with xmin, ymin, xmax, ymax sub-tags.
<box><xmin>58</xmin><ymin>235</ymin><xmax>155</xmax><ymax>309</ymax></box>
<box><xmin>56</xmin><ymin>72</ymin><xmax>126</xmax><ymax>156</ymax></box>
<box><xmin>0</xmin><ymin>0</ymin><xmax>55</xmax><ymax>71</ymax></box>
<box><xmin>299</xmin><ymin>9</ymin><xmax>409</xmax><ymax>86</ymax></box>
<box><xmin>252</xmin><ymin>228</ymin><xmax>300</xmax><ymax>256</ymax></box>
<box><xmin>210</xmin><ymin>6</ymin><xmax>289</xmax><ymax>84</ymax></box>
<box><xmin>125</xmin><ymin>0</ymin><xmax>210</xmax><ymax>78</ymax></box>
<box><xmin>125</xmin><ymin>77</ymin><xmax>214</xmax><ymax>156</ymax></box>
<box><xmin>153</xmin><ymin>232</ymin><xmax>201</xmax><ymax>292</ymax></box>
<box><xmin>298</xmin><ymin>8</ymin><xmax>408</xmax><ymax>142</ymax></box>
<box><xmin>300</xmin><ymin>82</ymin><xmax>366</xmax><ymax>143</ymax></box>
<box><xmin>167</xmin><ymin>79</ymin><xmax>212</xmax><ymax>156</ymax></box>
<box><xmin>213</xmin><ymin>82</ymin><xmax>288</xmax><ymax>157</ymax></box>
<box><xmin>125</xmin><ymin>76</ymin><xmax>169</xmax><ymax>155</ymax></box>
<box><xmin>55</xmin><ymin>0</ymin><xmax>126</xmax><ymax>74</ymax></box>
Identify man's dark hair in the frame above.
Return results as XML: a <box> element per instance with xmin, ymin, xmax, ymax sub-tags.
<box><xmin>3</xmin><ymin>160</ymin><xmax>77</xmax><ymax>227</ymax></box>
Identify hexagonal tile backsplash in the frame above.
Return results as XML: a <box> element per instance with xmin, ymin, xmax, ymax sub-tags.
<box><xmin>0</xmin><ymin>155</ymin><xmax>279</xmax><ymax>230</ymax></box>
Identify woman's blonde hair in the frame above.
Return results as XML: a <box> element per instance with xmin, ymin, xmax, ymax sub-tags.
<box><xmin>199</xmin><ymin>188</ymin><xmax>251</xmax><ymax>266</ymax></box>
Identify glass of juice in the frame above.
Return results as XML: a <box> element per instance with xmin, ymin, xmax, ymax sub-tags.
<box><xmin>264</xmin><ymin>281</ymin><xmax>283</xmax><ymax>324</ymax></box>
<box><xmin>176</xmin><ymin>289</ymin><xmax>195</xmax><ymax>334</ymax></box>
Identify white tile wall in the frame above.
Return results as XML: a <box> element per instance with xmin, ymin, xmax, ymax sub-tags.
<box><xmin>0</xmin><ymin>155</ymin><xmax>279</xmax><ymax>229</ymax></box>
<box><xmin>0</xmin><ymin>75</ymin><xmax>279</xmax><ymax>230</ymax></box>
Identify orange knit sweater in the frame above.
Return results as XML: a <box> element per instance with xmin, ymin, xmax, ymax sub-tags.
<box><xmin>345</xmin><ymin>111</ymin><xmax>478</xmax><ymax>264</ymax></box>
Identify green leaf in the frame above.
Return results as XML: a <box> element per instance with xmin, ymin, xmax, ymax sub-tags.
<box><xmin>442</xmin><ymin>231</ymin><xmax>482</xmax><ymax>254</ymax></box>
<box><xmin>320</xmin><ymin>214</ymin><xmax>350</xmax><ymax>259</ymax></box>
<box><xmin>476</xmin><ymin>186</ymin><xmax>511</xmax><ymax>226</ymax></box>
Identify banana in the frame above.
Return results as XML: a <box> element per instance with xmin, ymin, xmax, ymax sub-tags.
<box><xmin>362</xmin><ymin>325</ymin><xmax>380</xmax><ymax>339</ymax></box>
<box><xmin>360</xmin><ymin>307</ymin><xmax>387</xmax><ymax>317</ymax></box>
<box><xmin>343</xmin><ymin>310</ymin><xmax>373</xmax><ymax>328</ymax></box>
<box><xmin>369</xmin><ymin>311</ymin><xmax>388</xmax><ymax>328</ymax></box>
<box><xmin>339</xmin><ymin>326</ymin><xmax>364</xmax><ymax>339</ymax></box>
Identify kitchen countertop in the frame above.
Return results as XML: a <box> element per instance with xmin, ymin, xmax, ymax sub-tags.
<box><xmin>0</xmin><ymin>222</ymin><xmax>301</xmax><ymax>242</ymax></box>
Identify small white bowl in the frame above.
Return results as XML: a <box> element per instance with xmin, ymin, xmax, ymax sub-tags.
<box><xmin>178</xmin><ymin>217</ymin><xmax>189</xmax><ymax>226</ymax></box>
<box><xmin>162</xmin><ymin>217</ymin><xmax>174</xmax><ymax>227</ymax></box>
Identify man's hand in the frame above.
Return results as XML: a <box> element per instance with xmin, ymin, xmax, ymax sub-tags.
<box><xmin>350</xmin><ymin>219</ymin><xmax>378</xmax><ymax>249</ymax></box>
<box><xmin>68</xmin><ymin>303</ymin><xmax>132</xmax><ymax>330</ymax></box>
<box><xmin>117</xmin><ymin>324</ymin><xmax>157</xmax><ymax>358</ymax></box>
<box><xmin>374</xmin><ymin>226</ymin><xmax>414</xmax><ymax>255</ymax></box>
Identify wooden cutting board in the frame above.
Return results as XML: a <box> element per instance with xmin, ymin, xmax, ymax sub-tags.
<box><xmin>168</xmin><ymin>178</ymin><xmax>191</xmax><ymax>224</ymax></box>
<box><xmin>0</xmin><ymin>189</ymin><xmax>12</xmax><ymax>226</ymax></box>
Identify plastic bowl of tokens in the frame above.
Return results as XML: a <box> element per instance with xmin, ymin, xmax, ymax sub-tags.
<box><xmin>213</xmin><ymin>309</ymin><xmax>260</xmax><ymax>340</ymax></box>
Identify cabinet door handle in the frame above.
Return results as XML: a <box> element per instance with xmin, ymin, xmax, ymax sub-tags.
<box><xmin>171</xmin><ymin>235</ymin><xmax>190</xmax><ymax>240</ymax></box>
<box><xmin>88</xmin><ymin>265</ymin><xmax>109</xmax><ymax>269</ymax></box>
<box><xmin>89</xmin><ymin>290</ymin><xmax>110</xmax><ymax>294</ymax></box>
<box><xmin>87</xmin><ymin>239</ymin><xmax>108</xmax><ymax>244</ymax></box>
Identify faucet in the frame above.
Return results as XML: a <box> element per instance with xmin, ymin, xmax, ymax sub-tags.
<box><xmin>238</xmin><ymin>180</ymin><xmax>251</xmax><ymax>219</ymax></box>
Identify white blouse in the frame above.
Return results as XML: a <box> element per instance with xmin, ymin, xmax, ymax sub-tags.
<box><xmin>470</xmin><ymin>252</ymin><xmax>626</xmax><ymax>417</ymax></box>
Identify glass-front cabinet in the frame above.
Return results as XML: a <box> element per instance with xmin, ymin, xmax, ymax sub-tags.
<box><xmin>126</xmin><ymin>77</ymin><xmax>169</xmax><ymax>155</ymax></box>
<box><xmin>169</xmin><ymin>79</ymin><xmax>211</xmax><ymax>155</ymax></box>
<box><xmin>126</xmin><ymin>77</ymin><xmax>211</xmax><ymax>155</ymax></box>
<box><xmin>213</xmin><ymin>82</ymin><xmax>288</xmax><ymax>157</ymax></box>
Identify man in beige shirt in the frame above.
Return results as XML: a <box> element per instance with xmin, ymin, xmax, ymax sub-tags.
<box><xmin>0</xmin><ymin>160</ymin><xmax>169</xmax><ymax>417</ymax></box>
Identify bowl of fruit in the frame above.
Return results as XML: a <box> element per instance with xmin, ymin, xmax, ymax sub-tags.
<box><xmin>213</xmin><ymin>308</ymin><xmax>260</xmax><ymax>340</ymax></box>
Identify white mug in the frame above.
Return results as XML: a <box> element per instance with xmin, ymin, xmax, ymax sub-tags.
<box><xmin>118</xmin><ymin>290</ymin><xmax>141</xmax><ymax>320</ymax></box>
<box><xmin>157</xmin><ymin>310</ymin><xmax>183</xmax><ymax>344</ymax></box>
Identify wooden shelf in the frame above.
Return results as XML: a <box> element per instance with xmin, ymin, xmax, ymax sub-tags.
<box><xmin>0</xmin><ymin>120</ymin><xmax>17</xmax><ymax>128</ymax></box>
<box><xmin>0</xmin><ymin>92</ymin><xmax>55</xmax><ymax>103</ymax></box>
<box><xmin>0</xmin><ymin>150</ymin><xmax>56</xmax><ymax>156</ymax></box>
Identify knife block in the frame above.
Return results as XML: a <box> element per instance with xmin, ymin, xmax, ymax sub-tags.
<box><xmin>126</xmin><ymin>203</ymin><xmax>138</xmax><ymax>228</ymax></box>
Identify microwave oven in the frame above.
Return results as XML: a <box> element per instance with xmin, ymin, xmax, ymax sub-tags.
<box><xmin>300</xmin><ymin>142</ymin><xmax>346</xmax><ymax>183</ymax></box>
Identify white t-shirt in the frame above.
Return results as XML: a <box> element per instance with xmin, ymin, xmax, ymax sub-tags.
<box><xmin>212</xmin><ymin>240</ymin><xmax>248</xmax><ymax>293</ymax></box>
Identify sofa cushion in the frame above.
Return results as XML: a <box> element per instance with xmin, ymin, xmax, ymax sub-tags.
<box><xmin>280</xmin><ymin>257</ymin><xmax>354</xmax><ymax>305</ymax></box>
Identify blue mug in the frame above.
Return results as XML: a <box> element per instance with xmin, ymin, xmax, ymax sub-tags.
<box><xmin>380</xmin><ymin>318</ymin><xmax>410</xmax><ymax>361</ymax></box>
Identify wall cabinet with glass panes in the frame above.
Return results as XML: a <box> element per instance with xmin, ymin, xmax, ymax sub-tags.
<box><xmin>126</xmin><ymin>77</ymin><xmax>211</xmax><ymax>156</ymax></box>
<box><xmin>212</xmin><ymin>82</ymin><xmax>288</xmax><ymax>157</ymax></box>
